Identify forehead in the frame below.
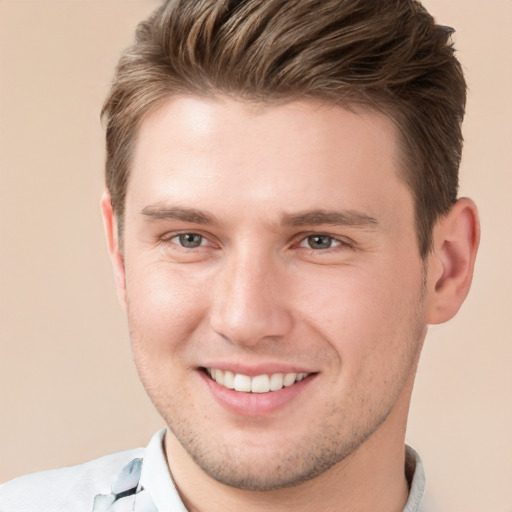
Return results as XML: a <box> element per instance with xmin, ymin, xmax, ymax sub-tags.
<box><xmin>127</xmin><ymin>95</ymin><xmax>412</xmax><ymax>228</ymax></box>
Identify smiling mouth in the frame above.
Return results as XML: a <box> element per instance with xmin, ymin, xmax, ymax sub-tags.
<box><xmin>204</xmin><ymin>368</ymin><xmax>311</xmax><ymax>393</ymax></box>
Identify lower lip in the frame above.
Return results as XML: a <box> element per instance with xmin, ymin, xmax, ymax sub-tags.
<box><xmin>199</xmin><ymin>371</ymin><xmax>316</xmax><ymax>417</ymax></box>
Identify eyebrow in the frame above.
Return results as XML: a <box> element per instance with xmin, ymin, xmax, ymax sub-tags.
<box><xmin>141</xmin><ymin>205</ymin><xmax>218</xmax><ymax>225</ymax></box>
<box><xmin>281</xmin><ymin>209</ymin><xmax>379</xmax><ymax>229</ymax></box>
<box><xmin>141</xmin><ymin>204</ymin><xmax>379</xmax><ymax>229</ymax></box>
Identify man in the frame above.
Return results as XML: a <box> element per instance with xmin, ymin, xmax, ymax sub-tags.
<box><xmin>0</xmin><ymin>0</ymin><xmax>479</xmax><ymax>510</ymax></box>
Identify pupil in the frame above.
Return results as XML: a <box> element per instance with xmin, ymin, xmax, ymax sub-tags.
<box><xmin>309</xmin><ymin>235</ymin><xmax>331</xmax><ymax>249</ymax></box>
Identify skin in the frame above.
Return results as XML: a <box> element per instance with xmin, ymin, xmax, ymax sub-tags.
<box><xmin>102</xmin><ymin>95</ymin><xmax>479</xmax><ymax>512</ymax></box>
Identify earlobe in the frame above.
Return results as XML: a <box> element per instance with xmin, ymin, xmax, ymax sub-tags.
<box><xmin>426</xmin><ymin>198</ymin><xmax>480</xmax><ymax>325</ymax></box>
<box><xmin>100</xmin><ymin>192</ymin><xmax>127</xmax><ymax>310</ymax></box>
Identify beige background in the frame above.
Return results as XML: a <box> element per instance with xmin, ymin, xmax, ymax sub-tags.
<box><xmin>0</xmin><ymin>0</ymin><xmax>510</xmax><ymax>510</ymax></box>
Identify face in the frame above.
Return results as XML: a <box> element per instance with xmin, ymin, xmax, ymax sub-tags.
<box><xmin>116</xmin><ymin>96</ymin><xmax>429</xmax><ymax>490</ymax></box>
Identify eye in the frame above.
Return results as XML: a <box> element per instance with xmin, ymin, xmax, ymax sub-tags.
<box><xmin>300</xmin><ymin>234</ymin><xmax>342</xmax><ymax>250</ymax></box>
<box><xmin>173</xmin><ymin>233</ymin><xmax>205</xmax><ymax>248</ymax></box>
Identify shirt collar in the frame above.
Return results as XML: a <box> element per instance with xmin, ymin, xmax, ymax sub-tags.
<box><xmin>140</xmin><ymin>429</ymin><xmax>187</xmax><ymax>512</ymax></box>
<box><xmin>403</xmin><ymin>445</ymin><xmax>427</xmax><ymax>512</ymax></box>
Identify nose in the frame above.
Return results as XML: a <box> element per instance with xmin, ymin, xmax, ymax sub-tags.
<box><xmin>209</xmin><ymin>247</ymin><xmax>293</xmax><ymax>347</ymax></box>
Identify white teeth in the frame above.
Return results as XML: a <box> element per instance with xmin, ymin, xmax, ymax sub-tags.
<box><xmin>214</xmin><ymin>369</ymin><xmax>224</xmax><ymax>386</ymax></box>
<box><xmin>283</xmin><ymin>372</ymin><xmax>297</xmax><ymax>387</ymax></box>
<box><xmin>269</xmin><ymin>373</ymin><xmax>284</xmax><ymax>391</ymax></box>
<box><xmin>223</xmin><ymin>370</ymin><xmax>235</xmax><ymax>389</ymax></box>
<box><xmin>233</xmin><ymin>373</ymin><xmax>251</xmax><ymax>392</ymax></box>
<box><xmin>251</xmin><ymin>374</ymin><xmax>270</xmax><ymax>393</ymax></box>
<box><xmin>207</xmin><ymin>369</ymin><xmax>309</xmax><ymax>393</ymax></box>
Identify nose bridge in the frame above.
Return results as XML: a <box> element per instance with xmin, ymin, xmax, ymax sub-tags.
<box><xmin>210</xmin><ymin>242</ymin><xmax>292</xmax><ymax>346</ymax></box>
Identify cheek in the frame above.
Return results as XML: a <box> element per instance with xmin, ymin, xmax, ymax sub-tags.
<box><xmin>296</xmin><ymin>260</ymin><xmax>424</xmax><ymax>371</ymax></box>
<box><xmin>125</xmin><ymin>266</ymin><xmax>211</xmax><ymax>406</ymax></box>
<box><xmin>125</xmin><ymin>261</ymin><xmax>211</xmax><ymax>357</ymax></box>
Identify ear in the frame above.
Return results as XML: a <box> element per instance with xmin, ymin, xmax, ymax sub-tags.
<box><xmin>100</xmin><ymin>192</ymin><xmax>127</xmax><ymax>310</ymax></box>
<box><xmin>425</xmin><ymin>198</ymin><xmax>480</xmax><ymax>324</ymax></box>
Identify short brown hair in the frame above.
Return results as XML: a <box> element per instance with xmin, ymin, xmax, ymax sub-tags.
<box><xmin>102</xmin><ymin>0</ymin><xmax>466</xmax><ymax>256</ymax></box>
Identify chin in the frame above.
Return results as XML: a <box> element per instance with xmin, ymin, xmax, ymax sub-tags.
<box><xmin>165</xmin><ymin>410</ymin><xmax>381</xmax><ymax>492</ymax></box>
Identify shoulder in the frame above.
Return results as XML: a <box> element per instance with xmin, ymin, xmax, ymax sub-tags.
<box><xmin>0</xmin><ymin>447</ymin><xmax>144</xmax><ymax>512</ymax></box>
